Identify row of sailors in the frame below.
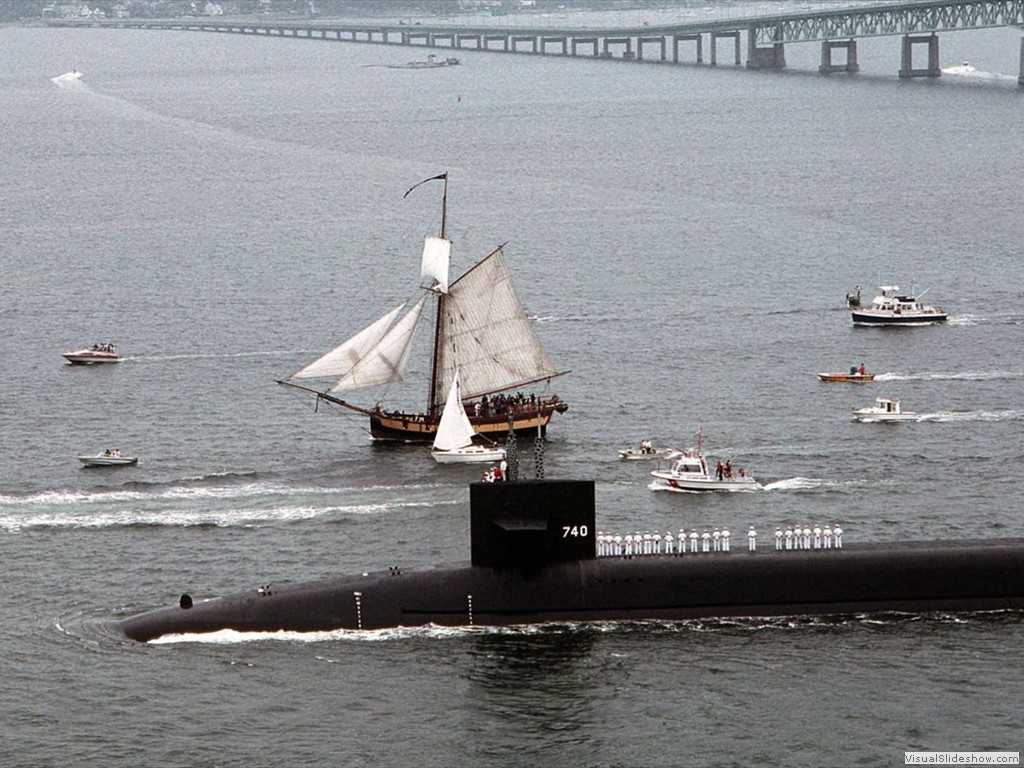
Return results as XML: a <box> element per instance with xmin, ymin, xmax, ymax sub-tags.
<box><xmin>775</xmin><ymin>525</ymin><xmax>843</xmax><ymax>550</ymax></box>
<box><xmin>596</xmin><ymin>524</ymin><xmax>844</xmax><ymax>557</ymax></box>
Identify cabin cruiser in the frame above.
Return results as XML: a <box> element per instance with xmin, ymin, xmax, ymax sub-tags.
<box><xmin>62</xmin><ymin>342</ymin><xmax>119</xmax><ymax>364</ymax></box>
<box><xmin>79</xmin><ymin>449</ymin><xmax>138</xmax><ymax>467</ymax></box>
<box><xmin>649</xmin><ymin>443</ymin><xmax>759</xmax><ymax>492</ymax></box>
<box><xmin>851</xmin><ymin>286</ymin><xmax>947</xmax><ymax>326</ymax></box>
<box><xmin>852</xmin><ymin>397</ymin><xmax>919</xmax><ymax>422</ymax></box>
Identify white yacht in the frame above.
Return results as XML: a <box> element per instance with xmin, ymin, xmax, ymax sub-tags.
<box><xmin>851</xmin><ymin>286</ymin><xmax>946</xmax><ymax>326</ymax></box>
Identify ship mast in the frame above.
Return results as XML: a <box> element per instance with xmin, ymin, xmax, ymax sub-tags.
<box><xmin>404</xmin><ymin>171</ymin><xmax>450</xmax><ymax>421</ymax></box>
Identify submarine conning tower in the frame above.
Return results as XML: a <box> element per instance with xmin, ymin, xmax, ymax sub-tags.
<box><xmin>470</xmin><ymin>479</ymin><xmax>596</xmax><ymax>568</ymax></box>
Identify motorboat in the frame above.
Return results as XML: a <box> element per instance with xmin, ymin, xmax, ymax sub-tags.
<box><xmin>851</xmin><ymin>286</ymin><xmax>947</xmax><ymax>326</ymax></box>
<box><xmin>649</xmin><ymin>432</ymin><xmax>759</xmax><ymax>492</ymax></box>
<box><xmin>852</xmin><ymin>397</ymin><xmax>919</xmax><ymax>422</ymax></box>
<box><xmin>431</xmin><ymin>371</ymin><xmax>506</xmax><ymax>464</ymax></box>
<box><xmin>618</xmin><ymin>441</ymin><xmax>678</xmax><ymax>461</ymax></box>
<box><xmin>79</xmin><ymin>449</ymin><xmax>138</xmax><ymax>467</ymax></box>
<box><xmin>407</xmin><ymin>54</ymin><xmax>460</xmax><ymax>68</ymax></box>
<box><xmin>63</xmin><ymin>342</ymin><xmax>119</xmax><ymax>364</ymax></box>
<box><xmin>818</xmin><ymin>367</ymin><xmax>874</xmax><ymax>382</ymax></box>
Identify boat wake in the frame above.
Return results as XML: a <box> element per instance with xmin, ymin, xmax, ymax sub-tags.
<box><xmin>916</xmin><ymin>409</ymin><xmax>1024</xmax><ymax>423</ymax></box>
<box><xmin>941</xmin><ymin>63</ymin><xmax>1017</xmax><ymax>82</ymax></box>
<box><xmin>761</xmin><ymin>477</ymin><xmax>873</xmax><ymax>493</ymax></box>
<box><xmin>122</xmin><ymin>349</ymin><xmax>316</xmax><ymax>363</ymax></box>
<box><xmin>137</xmin><ymin>611</ymin><xmax>1020</xmax><ymax>645</ymax></box>
<box><xmin>875</xmin><ymin>370</ymin><xmax>1022</xmax><ymax>382</ymax></box>
<box><xmin>0</xmin><ymin>479</ymin><xmax>458</xmax><ymax>532</ymax></box>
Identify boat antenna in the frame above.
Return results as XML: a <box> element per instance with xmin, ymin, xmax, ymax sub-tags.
<box><xmin>505</xmin><ymin>413</ymin><xmax>519</xmax><ymax>482</ymax></box>
<box><xmin>403</xmin><ymin>171</ymin><xmax>448</xmax><ymax>239</ymax></box>
<box><xmin>915</xmin><ymin>285</ymin><xmax>933</xmax><ymax>300</ymax></box>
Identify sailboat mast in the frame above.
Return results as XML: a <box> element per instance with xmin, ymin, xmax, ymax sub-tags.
<box><xmin>427</xmin><ymin>172</ymin><xmax>449</xmax><ymax>419</ymax></box>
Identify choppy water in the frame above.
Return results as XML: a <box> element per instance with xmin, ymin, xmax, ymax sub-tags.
<box><xmin>3</xmin><ymin>9</ymin><xmax>1024</xmax><ymax>767</ymax></box>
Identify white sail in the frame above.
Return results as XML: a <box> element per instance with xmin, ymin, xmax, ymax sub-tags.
<box><xmin>288</xmin><ymin>302</ymin><xmax>406</xmax><ymax>381</ymax></box>
<box><xmin>432</xmin><ymin>371</ymin><xmax>476</xmax><ymax>451</ymax></box>
<box><xmin>420</xmin><ymin>236</ymin><xmax>451</xmax><ymax>294</ymax></box>
<box><xmin>328</xmin><ymin>295</ymin><xmax>427</xmax><ymax>393</ymax></box>
<box><xmin>434</xmin><ymin>247</ymin><xmax>560</xmax><ymax>402</ymax></box>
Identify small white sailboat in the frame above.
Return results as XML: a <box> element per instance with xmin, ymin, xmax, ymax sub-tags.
<box><xmin>431</xmin><ymin>372</ymin><xmax>506</xmax><ymax>464</ymax></box>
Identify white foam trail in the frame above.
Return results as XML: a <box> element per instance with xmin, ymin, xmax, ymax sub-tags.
<box><xmin>941</xmin><ymin>64</ymin><xmax>1017</xmax><ymax>82</ymax></box>
<box><xmin>947</xmin><ymin>314</ymin><xmax>982</xmax><ymax>326</ymax></box>
<box><xmin>0</xmin><ymin>480</ymin><xmax>450</xmax><ymax>508</ymax></box>
<box><xmin>874</xmin><ymin>370</ymin><xmax>1022</xmax><ymax>382</ymax></box>
<box><xmin>917</xmin><ymin>410</ymin><xmax>1024</xmax><ymax>423</ymax></box>
<box><xmin>762</xmin><ymin>477</ymin><xmax>822</xmax><ymax>491</ymax></box>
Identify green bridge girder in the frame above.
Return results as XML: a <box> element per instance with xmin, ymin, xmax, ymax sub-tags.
<box><xmin>749</xmin><ymin>0</ymin><xmax>1024</xmax><ymax>45</ymax></box>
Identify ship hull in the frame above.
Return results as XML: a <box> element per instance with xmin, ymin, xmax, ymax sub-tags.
<box><xmin>851</xmin><ymin>311</ymin><xmax>947</xmax><ymax>326</ymax></box>
<box><xmin>111</xmin><ymin>539</ymin><xmax>1024</xmax><ymax>641</ymax></box>
<box><xmin>370</xmin><ymin>405</ymin><xmax>564</xmax><ymax>442</ymax></box>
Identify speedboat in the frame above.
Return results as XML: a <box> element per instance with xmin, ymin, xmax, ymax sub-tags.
<box><xmin>63</xmin><ymin>343</ymin><xmax>119</xmax><ymax>364</ymax></box>
<box><xmin>852</xmin><ymin>397</ymin><xmax>918</xmax><ymax>422</ymax></box>
<box><xmin>649</xmin><ymin>436</ymin><xmax>759</xmax><ymax>492</ymax></box>
<box><xmin>79</xmin><ymin>449</ymin><xmax>138</xmax><ymax>467</ymax></box>
<box><xmin>818</xmin><ymin>369</ymin><xmax>874</xmax><ymax>382</ymax></box>
<box><xmin>618</xmin><ymin>441</ymin><xmax>678</xmax><ymax>461</ymax></box>
<box><xmin>851</xmin><ymin>286</ymin><xmax>947</xmax><ymax>326</ymax></box>
<box><xmin>407</xmin><ymin>54</ymin><xmax>460</xmax><ymax>68</ymax></box>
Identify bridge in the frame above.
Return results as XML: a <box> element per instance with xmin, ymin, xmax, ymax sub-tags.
<box><xmin>47</xmin><ymin>0</ymin><xmax>1024</xmax><ymax>85</ymax></box>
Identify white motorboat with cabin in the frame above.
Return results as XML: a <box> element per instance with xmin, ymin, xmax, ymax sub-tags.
<box><xmin>63</xmin><ymin>342</ymin><xmax>119</xmax><ymax>364</ymax></box>
<box><xmin>649</xmin><ymin>431</ymin><xmax>759</xmax><ymax>492</ymax></box>
<box><xmin>431</xmin><ymin>371</ymin><xmax>506</xmax><ymax>464</ymax></box>
<box><xmin>79</xmin><ymin>449</ymin><xmax>138</xmax><ymax>467</ymax></box>
<box><xmin>851</xmin><ymin>286</ymin><xmax>947</xmax><ymax>326</ymax></box>
<box><xmin>852</xmin><ymin>397</ymin><xmax>919</xmax><ymax>422</ymax></box>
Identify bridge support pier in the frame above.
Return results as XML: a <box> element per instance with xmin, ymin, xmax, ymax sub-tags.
<box><xmin>602</xmin><ymin>37</ymin><xmax>634</xmax><ymax>60</ymax></box>
<box><xmin>673</xmin><ymin>34</ymin><xmax>702</xmax><ymax>64</ymax></box>
<box><xmin>710</xmin><ymin>31</ymin><xmax>740</xmax><ymax>66</ymax></box>
<box><xmin>819</xmin><ymin>40</ymin><xmax>859</xmax><ymax>74</ymax></box>
<box><xmin>899</xmin><ymin>33</ymin><xmax>941</xmax><ymax>78</ymax></box>
<box><xmin>1019</xmin><ymin>38</ymin><xmax>1024</xmax><ymax>86</ymax></box>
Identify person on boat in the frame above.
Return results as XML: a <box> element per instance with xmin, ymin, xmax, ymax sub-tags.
<box><xmin>725</xmin><ymin>459</ymin><xmax>733</xmax><ymax>479</ymax></box>
<box><xmin>715</xmin><ymin>460</ymin><xmax>724</xmax><ymax>481</ymax></box>
<box><xmin>850</xmin><ymin>366</ymin><xmax>857</xmax><ymax>375</ymax></box>
<box><xmin>859</xmin><ymin>363</ymin><xmax>867</xmax><ymax>376</ymax></box>
<box><xmin>102</xmin><ymin>449</ymin><xmax>112</xmax><ymax>457</ymax></box>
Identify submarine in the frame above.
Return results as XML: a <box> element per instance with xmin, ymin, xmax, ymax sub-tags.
<box><xmin>112</xmin><ymin>477</ymin><xmax>1024</xmax><ymax>642</ymax></box>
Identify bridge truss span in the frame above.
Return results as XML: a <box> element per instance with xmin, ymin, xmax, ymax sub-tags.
<box><xmin>753</xmin><ymin>0</ymin><xmax>1024</xmax><ymax>44</ymax></box>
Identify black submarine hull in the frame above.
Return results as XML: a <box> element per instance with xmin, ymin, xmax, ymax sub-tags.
<box><xmin>111</xmin><ymin>481</ymin><xmax>1024</xmax><ymax>642</ymax></box>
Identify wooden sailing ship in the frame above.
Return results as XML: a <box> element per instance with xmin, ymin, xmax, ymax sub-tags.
<box><xmin>278</xmin><ymin>173</ymin><xmax>569</xmax><ymax>442</ymax></box>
